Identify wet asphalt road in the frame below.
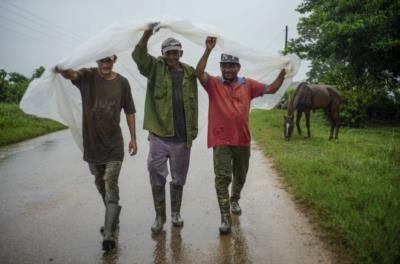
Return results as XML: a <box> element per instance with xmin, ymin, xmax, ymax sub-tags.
<box><xmin>0</xmin><ymin>129</ymin><xmax>335</xmax><ymax>264</ymax></box>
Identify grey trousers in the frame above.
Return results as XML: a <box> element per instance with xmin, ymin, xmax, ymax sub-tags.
<box><xmin>147</xmin><ymin>134</ymin><xmax>191</xmax><ymax>187</ymax></box>
<box><xmin>89</xmin><ymin>161</ymin><xmax>122</xmax><ymax>204</ymax></box>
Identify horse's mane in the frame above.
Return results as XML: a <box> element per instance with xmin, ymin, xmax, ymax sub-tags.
<box><xmin>288</xmin><ymin>82</ymin><xmax>312</xmax><ymax>114</ymax></box>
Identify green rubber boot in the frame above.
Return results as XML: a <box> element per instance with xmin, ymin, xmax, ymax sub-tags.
<box><xmin>217</xmin><ymin>190</ymin><xmax>231</xmax><ymax>234</ymax></box>
<box><xmin>151</xmin><ymin>185</ymin><xmax>166</xmax><ymax>234</ymax></box>
<box><xmin>219</xmin><ymin>214</ymin><xmax>232</xmax><ymax>234</ymax></box>
<box><xmin>231</xmin><ymin>200</ymin><xmax>242</xmax><ymax>215</ymax></box>
<box><xmin>170</xmin><ymin>182</ymin><xmax>184</xmax><ymax>227</ymax></box>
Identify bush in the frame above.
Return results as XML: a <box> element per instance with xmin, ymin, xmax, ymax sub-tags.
<box><xmin>338</xmin><ymin>89</ymin><xmax>370</xmax><ymax>127</ymax></box>
<box><xmin>338</xmin><ymin>83</ymin><xmax>400</xmax><ymax>127</ymax></box>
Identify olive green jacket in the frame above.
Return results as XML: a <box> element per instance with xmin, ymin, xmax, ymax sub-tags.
<box><xmin>132</xmin><ymin>45</ymin><xmax>198</xmax><ymax>147</ymax></box>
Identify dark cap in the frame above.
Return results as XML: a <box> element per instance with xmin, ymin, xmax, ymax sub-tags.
<box><xmin>220</xmin><ymin>53</ymin><xmax>239</xmax><ymax>64</ymax></box>
<box><xmin>161</xmin><ymin>38</ymin><xmax>182</xmax><ymax>53</ymax></box>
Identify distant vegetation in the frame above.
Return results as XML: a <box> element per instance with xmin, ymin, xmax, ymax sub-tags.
<box><xmin>0</xmin><ymin>67</ymin><xmax>66</xmax><ymax>146</ymax></box>
<box><xmin>0</xmin><ymin>67</ymin><xmax>45</xmax><ymax>103</ymax></box>
<box><xmin>0</xmin><ymin>103</ymin><xmax>66</xmax><ymax>146</ymax></box>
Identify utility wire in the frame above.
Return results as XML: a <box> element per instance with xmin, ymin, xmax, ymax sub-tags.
<box><xmin>0</xmin><ymin>23</ymin><xmax>73</xmax><ymax>50</ymax></box>
<box><xmin>0</xmin><ymin>1</ymin><xmax>84</xmax><ymax>41</ymax></box>
<box><xmin>0</xmin><ymin>13</ymin><xmax>79</xmax><ymax>46</ymax></box>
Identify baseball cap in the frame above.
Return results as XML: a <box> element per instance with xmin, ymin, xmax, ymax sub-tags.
<box><xmin>220</xmin><ymin>53</ymin><xmax>240</xmax><ymax>64</ymax></box>
<box><xmin>98</xmin><ymin>55</ymin><xmax>117</xmax><ymax>63</ymax></box>
<box><xmin>161</xmin><ymin>38</ymin><xmax>182</xmax><ymax>53</ymax></box>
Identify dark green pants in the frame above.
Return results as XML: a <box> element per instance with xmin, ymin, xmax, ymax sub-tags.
<box><xmin>213</xmin><ymin>146</ymin><xmax>250</xmax><ymax>215</ymax></box>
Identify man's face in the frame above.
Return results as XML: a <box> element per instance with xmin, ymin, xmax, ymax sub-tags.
<box><xmin>162</xmin><ymin>50</ymin><xmax>182</xmax><ymax>67</ymax></box>
<box><xmin>220</xmin><ymin>63</ymin><xmax>240</xmax><ymax>81</ymax></box>
<box><xmin>96</xmin><ymin>57</ymin><xmax>115</xmax><ymax>76</ymax></box>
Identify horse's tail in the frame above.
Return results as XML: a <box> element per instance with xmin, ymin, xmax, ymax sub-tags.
<box><xmin>326</xmin><ymin>86</ymin><xmax>342</xmax><ymax>104</ymax></box>
<box><xmin>324</xmin><ymin>87</ymin><xmax>341</xmax><ymax>125</ymax></box>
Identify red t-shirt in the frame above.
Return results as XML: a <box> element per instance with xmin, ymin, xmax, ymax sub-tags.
<box><xmin>202</xmin><ymin>75</ymin><xmax>265</xmax><ymax>148</ymax></box>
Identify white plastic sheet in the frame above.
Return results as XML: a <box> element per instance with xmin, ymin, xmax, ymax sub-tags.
<box><xmin>20</xmin><ymin>18</ymin><xmax>301</xmax><ymax>151</ymax></box>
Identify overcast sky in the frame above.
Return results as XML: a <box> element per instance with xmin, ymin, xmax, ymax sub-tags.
<box><xmin>0</xmin><ymin>0</ymin><xmax>308</xmax><ymax>80</ymax></box>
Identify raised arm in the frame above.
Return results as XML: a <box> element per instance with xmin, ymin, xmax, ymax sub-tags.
<box><xmin>137</xmin><ymin>22</ymin><xmax>160</xmax><ymax>48</ymax></box>
<box><xmin>195</xmin><ymin>37</ymin><xmax>216</xmax><ymax>83</ymax></box>
<box><xmin>265</xmin><ymin>69</ymin><xmax>286</xmax><ymax>94</ymax></box>
<box><xmin>132</xmin><ymin>23</ymin><xmax>160</xmax><ymax>78</ymax></box>
<box><xmin>54</xmin><ymin>66</ymin><xmax>79</xmax><ymax>81</ymax></box>
<box><xmin>137</xmin><ymin>29</ymin><xmax>153</xmax><ymax>49</ymax></box>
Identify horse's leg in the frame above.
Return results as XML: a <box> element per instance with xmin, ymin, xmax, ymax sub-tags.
<box><xmin>329</xmin><ymin>123</ymin><xmax>334</xmax><ymax>140</ymax></box>
<box><xmin>326</xmin><ymin>109</ymin><xmax>334</xmax><ymax>140</ymax></box>
<box><xmin>305</xmin><ymin>110</ymin><xmax>311</xmax><ymax>138</ymax></box>
<box><xmin>326</xmin><ymin>100</ymin><xmax>341</xmax><ymax>140</ymax></box>
<box><xmin>296</xmin><ymin>110</ymin><xmax>302</xmax><ymax>135</ymax></box>
<box><xmin>332</xmin><ymin>104</ymin><xmax>340</xmax><ymax>140</ymax></box>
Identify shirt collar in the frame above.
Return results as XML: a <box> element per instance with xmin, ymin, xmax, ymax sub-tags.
<box><xmin>218</xmin><ymin>76</ymin><xmax>246</xmax><ymax>85</ymax></box>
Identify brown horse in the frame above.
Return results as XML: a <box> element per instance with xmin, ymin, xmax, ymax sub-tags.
<box><xmin>284</xmin><ymin>82</ymin><xmax>341</xmax><ymax>141</ymax></box>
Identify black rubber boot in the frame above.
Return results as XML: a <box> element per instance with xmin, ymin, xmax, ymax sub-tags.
<box><xmin>100</xmin><ymin>201</ymin><xmax>120</xmax><ymax>235</ymax></box>
<box><xmin>170</xmin><ymin>182</ymin><xmax>184</xmax><ymax>227</ymax></box>
<box><xmin>102</xmin><ymin>203</ymin><xmax>121</xmax><ymax>251</ymax></box>
<box><xmin>151</xmin><ymin>185</ymin><xmax>166</xmax><ymax>234</ymax></box>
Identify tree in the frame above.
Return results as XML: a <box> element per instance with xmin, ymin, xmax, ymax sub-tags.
<box><xmin>31</xmin><ymin>66</ymin><xmax>45</xmax><ymax>80</ymax></box>
<box><xmin>0</xmin><ymin>66</ymin><xmax>46</xmax><ymax>104</ymax></box>
<box><xmin>288</xmin><ymin>0</ymin><xmax>400</xmax><ymax>125</ymax></box>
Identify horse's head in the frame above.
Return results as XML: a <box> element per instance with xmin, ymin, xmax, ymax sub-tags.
<box><xmin>283</xmin><ymin>115</ymin><xmax>294</xmax><ymax>141</ymax></box>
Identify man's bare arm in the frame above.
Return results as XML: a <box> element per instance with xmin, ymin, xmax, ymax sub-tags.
<box><xmin>195</xmin><ymin>37</ymin><xmax>216</xmax><ymax>83</ymax></box>
<box><xmin>126</xmin><ymin>113</ymin><xmax>137</xmax><ymax>156</ymax></box>
<box><xmin>265</xmin><ymin>69</ymin><xmax>286</xmax><ymax>94</ymax></box>
<box><xmin>54</xmin><ymin>66</ymin><xmax>79</xmax><ymax>81</ymax></box>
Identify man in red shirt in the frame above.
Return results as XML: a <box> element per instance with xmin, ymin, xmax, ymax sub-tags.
<box><xmin>195</xmin><ymin>37</ymin><xmax>286</xmax><ymax>234</ymax></box>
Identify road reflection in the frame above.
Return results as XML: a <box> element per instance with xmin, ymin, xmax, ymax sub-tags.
<box><xmin>214</xmin><ymin>215</ymin><xmax>251</xmax><ymax>264</ymax></box>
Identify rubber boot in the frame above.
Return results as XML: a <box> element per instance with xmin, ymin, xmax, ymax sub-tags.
<box><xmin>219</xmin><ymin>213</ymin><xmax>232</xmax><ymax>234</ymax></box>
<box><xmin>151</xmin><ymin>185</ymin><xmax>166</xmax><ymax>234</ymax></box>
<box><xmin>216</xmin><ymin>190</ymin><xmax>231</xmax><ymax>234</ymax></box>
<box><xmin>170</xmin><ymin>182</ymin><xmax>184</xmax><ymax>227</ymax></box>
<box><xmin>100</xmin><ymin>218</ymin><xmax>120</xmax><ymax>235</ymax></box>
<box><xmin>102</xmin><ymin>203</ymin><xmax>121</xmax><ymax>251</ymax></box>
<box><xmin>100</xmin><ymin>198</ymin><xmax>119</xmax><ymax>235</ymax></box>
<box><xmin>231</xmin><ymin>199</ymin><xmax>242</xmax><ymax>215</ymax></box>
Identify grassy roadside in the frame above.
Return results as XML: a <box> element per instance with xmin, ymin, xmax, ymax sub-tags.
<box><xmin>0</xmin><ymin>103</ymin><xmax>66</xmax><ymax>147</ymax></box>
<box><xmin>250</xmin><ymin>108</ymin><xmax>400</xmax><ymax>264</ymax></box>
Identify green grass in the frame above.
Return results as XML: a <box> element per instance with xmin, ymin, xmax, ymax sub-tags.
<box><xmin>0</xmin><ymin>103</ymin><xmax>67</xmax><ymax>146</ymax></box>
<box><xmin>250</xmin><ymin>108</ymin><xmax>400</xmax><ymax>264</ymax></box>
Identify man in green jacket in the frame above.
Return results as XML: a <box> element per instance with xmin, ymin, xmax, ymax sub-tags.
<box><xmin>132</xmin><ymin>24</ymin><xmax>198</xmax><ymax>234</ymax></box>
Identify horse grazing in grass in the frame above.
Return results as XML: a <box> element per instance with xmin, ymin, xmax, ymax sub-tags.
<box><xmin>284</xmin><ymin>82</ymin><xmax>341</xmax><ymax>141</ymax></box>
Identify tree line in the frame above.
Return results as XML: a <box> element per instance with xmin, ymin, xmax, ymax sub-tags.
<box><xmin>287</xmin><ymin>0</ymin><xmax>400</xmax><ymax>126</ymax></box>
<box><xmin>0</xmin><ymin>66</ymin><xmax>45</xmax><ymax>104</ymax></box>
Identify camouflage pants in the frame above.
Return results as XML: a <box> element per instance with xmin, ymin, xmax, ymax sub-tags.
<box><xmin>89</xmin><ymin>161</ymin><xmax>122</xmax><ymax>205</ymax></box>
<box><xmin>213</xmin><ymin>146</ymin><xmax>250</xmax><ymax>215</ymax></box>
